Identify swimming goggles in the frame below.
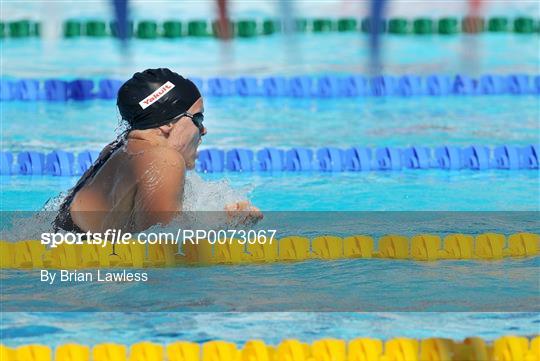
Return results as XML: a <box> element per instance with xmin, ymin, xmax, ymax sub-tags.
<box><xmin>173</xmin><ymin>112</ymin><xmax>205</xmax><ymax>135</ymax></box>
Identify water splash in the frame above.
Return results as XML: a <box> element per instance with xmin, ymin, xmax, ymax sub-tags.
<box><xmin>42</xmin><ymin>192</ymin><xmax>68</xmax><ymax>212</ymax></box>
<box><xmin>182</xmin><ymin>171</ymin><xmax>247</xmax><ymax>212</ymax></box>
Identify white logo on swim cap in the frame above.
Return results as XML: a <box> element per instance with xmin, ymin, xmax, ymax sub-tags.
<box><xmin>139</xmin><ymin>81</ymin><xmax>176</xmax><ymax>109</ymax></box>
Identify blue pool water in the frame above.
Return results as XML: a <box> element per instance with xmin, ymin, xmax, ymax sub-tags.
<box><xmin>3</xmin><ymin>256</ymin><xmax>539</xmax><ymax>313</ymax></box>
<box><xmin>4</xmin><ymin>34</ymin><xmax>539</xmax><ymax>78</ymax></box>
<box><xmin>3</xmin><ymin>96</ymin><xmax>540</xmax><ymax>152</ymax></box>
<box><xmin>2</xmin><ymin>170</ymin><xmax>539</xmax><ymax>211</ymax></box>
<box><xmin>1</xmin><ymin>312</ymin><xmax>539</xmax><ymax>347</ymax></box>
<box><xmin>1</xmin><ymin>17</ymin><xmax>539</xmax><ymax>347</ymax></box>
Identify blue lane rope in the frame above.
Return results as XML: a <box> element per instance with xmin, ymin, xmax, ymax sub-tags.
<box><xmin>1</xmin><ymin>145</ymin><xmax>538</xmax><ymax>176</ymax></box>
<box><xmin>1</xmin><ymin>74</ymin><xmax>539</xmax><ymax>101</ymax></box>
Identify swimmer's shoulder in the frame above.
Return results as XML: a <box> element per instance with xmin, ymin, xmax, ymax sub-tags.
<box><xmin>130</xmin><ymin>145</ymin><xmax>186</xmax><ymax>175</ymax></box>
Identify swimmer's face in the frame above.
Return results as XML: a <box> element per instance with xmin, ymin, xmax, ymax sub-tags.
<box><xmin>168</xmin><ymin>97</ymin><xmax>206</xmax><ymax>169</ymax></box>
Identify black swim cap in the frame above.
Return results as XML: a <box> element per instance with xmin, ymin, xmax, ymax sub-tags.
<box><xmin>117</xmin><ymin>68</ymin><xmax>201</xmax><ymax>130</ymax></box>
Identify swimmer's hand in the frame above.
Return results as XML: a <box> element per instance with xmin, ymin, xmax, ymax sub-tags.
<box><xmin>225</xmin><ymin>201</ymin><xmax>263</xmax><ymax>225</ymax></box>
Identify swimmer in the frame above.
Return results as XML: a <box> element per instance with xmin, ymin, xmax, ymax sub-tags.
<box><xmin>54</xmin><ymin>68</ymin><xmax>262</xmax><ymax>233</ymax></box>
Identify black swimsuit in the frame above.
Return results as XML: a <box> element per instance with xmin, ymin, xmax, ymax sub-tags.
<box><xmin>53</xmin><ymin>137</ymin><xmax>126</xmax><ymax>233</ymax></box>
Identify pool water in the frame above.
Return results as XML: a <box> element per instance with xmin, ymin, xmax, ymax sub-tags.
<box><xmin>1</xmin><ymin>8</ymin><xmax>539</xmax><ymax>347</ymax></box>
<box><xmin>1</xmin><ymin>170</ymin><xmax>539</xmax><ymax>211</ymax></box>
<box><xmin>3</xmin><ymin>257</ymin><xmax>539</xmax><ymax>313</ymax></box>
<box><xmin>1</xmin><ymin>312</ymin><xmax>539</xmax><ymax>348</ymax></box>
<box><xmin>4</xmin><ymin>33</ymin><xmax>539</xmax><ymax>77</ymax></box>
<box><xmin>3</xmin><ymin>96</ymin><xmax>540</xmax><ymax>152</ymax></box>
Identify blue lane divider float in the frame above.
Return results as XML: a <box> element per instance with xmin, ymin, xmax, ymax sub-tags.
<box><xmin>77</xmin><ymin>150</ymin><xmax>100</xmax><ymax>174</ymax></box>
<box><xmin>263</xmin><ymin>77</ymin><xmax>289</xmax><ymax>97</ymax></box>
<box><xmin>0</xmin><ymin>149</ymin><xmax>98</xmax><ymax>176</ymax></box>
<box><xmin>4</xmin><ymin>145</ymin><xmax>536</xmax><ymax>176</ymax></box>
<box><xmin>226</xmin><ymin>148</ymin><xmax>255</xmax><ymax>171</ymax></box>
<box><xmin>45</xmin><ymin>150</ymin><xmax>75</xmax><ymax>176</ymax></box>
<box><xmin>17</xmin><ymin>151</ymin><xmax>46</xmax><ymax>175</ymax></box>
<box><xmin>198</xmin><ymin>145</ymin><xmax>540</xmax><ymax>173</ymax></box>
<box><xmin>197</xmin><ymin>148</ymin><xmax>225</xmax><ymax>173</ymax></box>
<box><xmin>257</xmin><ymin>147</ymin><xmax>286</xmax><ymax>171</ymax></box>
<box><xmin>403</xmin><ymin>147</ymin><xmax>432</xmax><ymax>169</ymax></box>
<box><xmin>317</xmin><ymin>147</ymin><xmax>344</xmax><ymax>171</ymax></box>
<box><xmin>286</xmin><ymin>148</ymin><xmax>315</xmax><ymax>171</ymax></box>
<box><xmin>0</xmin><ymin>79</ymin><xmax>123</xmax><ymax>101</ymax></box>
<box><xmin>1</xmin><ymin>74</ymin><xmax>539</xmax><ymax>101</ymax></box>
<box><xmin>345</xmin><ymin>147</ymin><xmax>372</xmax><ymax>171</ymax></box>
<box><xmin>0</xmin><ymin>152</ymin><xmax>15</xmax><ymax>174</ymax></box>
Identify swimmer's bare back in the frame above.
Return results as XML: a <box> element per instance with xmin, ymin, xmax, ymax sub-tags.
<box><xmin>70</xmin><ymin>138</ymin><xmax>185</xmax><ymax>233</ymax></box>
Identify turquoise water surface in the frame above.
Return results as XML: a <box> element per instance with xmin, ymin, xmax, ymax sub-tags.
<box><xmin>2</xmin><ymin>312</ymin><xmax>539</xmax><ymax>347</ymax></box>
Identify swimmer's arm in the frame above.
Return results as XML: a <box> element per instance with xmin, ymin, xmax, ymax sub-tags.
<box><xmin>132</xmin><ymin>148</ymin><xmax>186</xmax><ymax>230</ymax></box>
